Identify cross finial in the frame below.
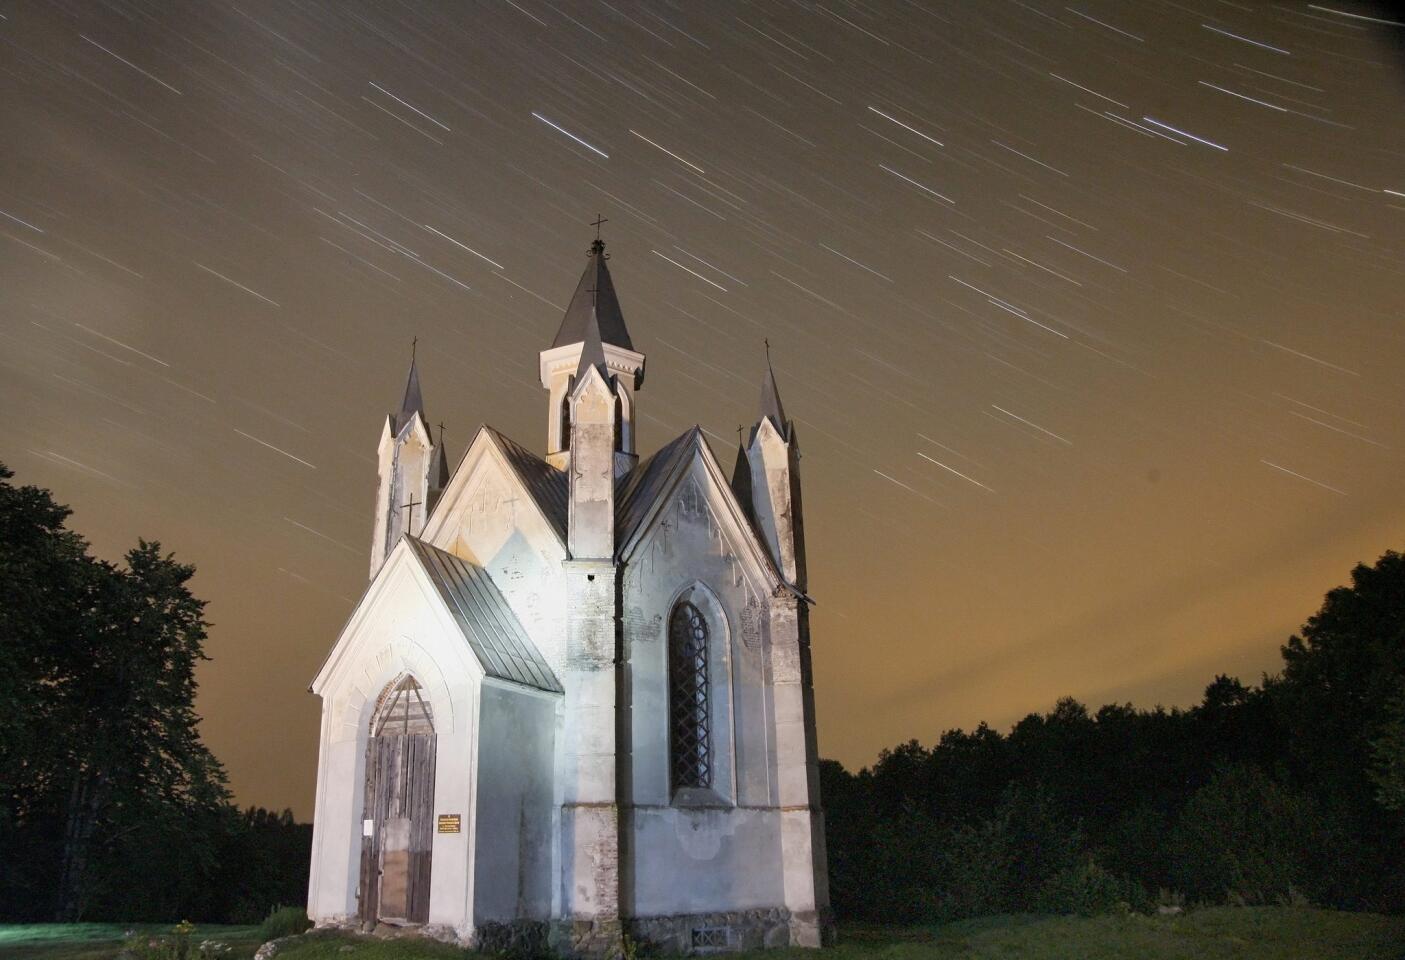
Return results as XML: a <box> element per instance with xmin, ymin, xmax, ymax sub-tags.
<box><xmin>411</xmin><ymin>336</ymin><xmax>418</xmax><ymax>363</ymax></box>
<box><xmin>764</xmin><ymin>337</ymin><xmax>771</xmax><ymax>361</ymax></box>
<box><xmin>400</xmin><ymin>494</ymin><xmax>422</xmax><ymax>529</ymax></box>
<box><xmin>588</xmin><ymin>214</ymin><xmax>608</xmax><ymax>258</ymax></box>
<box><xmin>437</xmin><ymin>421</ymin><xmax>445</xmax><ymax>445</ymax></box>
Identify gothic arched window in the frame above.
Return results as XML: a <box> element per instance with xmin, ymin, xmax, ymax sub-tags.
<box><xmin>372</xmin><ymin>674</ymin><xmax>435</xmax><ymax>737</ymax></box>
<box><xmin>669</xmin><ymin>601</ymin><xmax>712</xmax><ymax>791</ymax></box>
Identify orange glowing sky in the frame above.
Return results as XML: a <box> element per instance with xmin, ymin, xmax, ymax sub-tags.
<box><xmin>2</xmin><ymin>2</ymin><xmax>1403</xmax><ymax>818</ymax></box>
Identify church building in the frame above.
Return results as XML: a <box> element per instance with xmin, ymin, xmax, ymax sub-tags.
<box><xmin>306</xmin><ymin>235</ymin><xmax>831</xmax><ymax>954</ymax></box>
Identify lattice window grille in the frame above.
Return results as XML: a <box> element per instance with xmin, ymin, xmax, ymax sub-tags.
<box><xmin>669</xmin><ymin>601</ymin><xmax>711</xmax><ymax>791</ymax></box>
<box><xmin>691</xmin><ymin>927</ymin><xmax>728</xmax><ymax>950</ymax></box>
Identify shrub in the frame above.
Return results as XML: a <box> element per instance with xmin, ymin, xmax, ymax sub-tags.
<box><xmin>1169</xmin><ymin>764</ymin><xmax>1323</xmax><ymax>905</ymax></box>
<box><xmin>1035</xmin><ymin>857</ymin><xmax>1149</xmax><ymax>916</ymax></box>
<box><xmin>934</xmin><ymin>816</ymin><xmax>1015</xmax><ymax>920</ymax></box>
<box><xmin>259</xmin><ymin>904</ymin><xmax>311</xmax><ymax>941</ymax></box>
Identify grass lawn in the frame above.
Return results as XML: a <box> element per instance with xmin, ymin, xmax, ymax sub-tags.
<box><xmin>3</xmin><ymin>908</ymin><xmax>1402</xmax><ymax>960</ymax></box>
<box><xmin>0</xmin><ymin>923</ymin><xmax>264</xmax><ymax>960</ymax></box>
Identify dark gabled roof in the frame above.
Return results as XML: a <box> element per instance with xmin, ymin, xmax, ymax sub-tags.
<box><xmin>406</xmin><ymin>537</ymin><xmax>562</xmax><ymax>694</ymax></box>
<box><xmin>551</xmin><ymin>241</ymin><xmax>634</xmax><ymax>351</ymax></box>
<box><xmin>396</xmin><ymin>356</ymin><xmax>425</xmax><ymax>434</ymax></box>
<box><xmin>486</xmin><ymin>427</ymin><xmax>568</xmax><ymax>540</ymax></box>
<box><xmin>615</xmin><ymin>426</ymin><xmax>702</xmax><ymax>550</ymax></box>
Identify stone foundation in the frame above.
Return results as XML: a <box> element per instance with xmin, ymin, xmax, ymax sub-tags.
<box><xmin>550</xmin><ymin>918</ymin><xmax>625</xmax><ymax>958</ymax></box>
<box><xmin>477</xmin><ymin>919</ymin><xmax>552</xmax><ymax>954</ymax></box>
<box><xmin>317</xmin><ymin>910</ymin><xmax>833</xmax><ymax>956</ymax></box>
<box><xmin>624</xmin><ymin>907</ymin><xmax>833</xmax><ymax>954</ymax></box>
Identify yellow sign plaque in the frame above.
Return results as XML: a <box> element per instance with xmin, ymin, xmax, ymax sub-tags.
<box><xmin>437</xmin><ymin>814</ymin><xmax>461</xmax><ymax>834</ymax></box>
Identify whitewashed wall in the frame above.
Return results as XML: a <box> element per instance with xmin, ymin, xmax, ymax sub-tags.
<box><xmin>428</xmin><ymin>445</ymin><xmax>569</xmax><ymax>675</ymax></box>
<box><xmin>472</xmin><ymin>681</ymin><xmax>558</xmax><ymax>923</ymax></box>
<box><xmin>620</xmin><ymin>458</ymin><xmax>785</xmax><ymax>918</ymax></box>
<box><xmin>308</xmin><ymin>545</ymin><xmax>480</xmax><ymax>932</ymax></box>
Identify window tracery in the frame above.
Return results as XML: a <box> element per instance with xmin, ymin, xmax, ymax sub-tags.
<box><xmin>669</xmin><ymin>601</ymin><xmax>711</xmax><ymax>791</ymax></box>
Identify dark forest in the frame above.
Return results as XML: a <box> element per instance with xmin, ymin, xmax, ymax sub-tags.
<box><xmin>2</xmin><ymin>463</ymin><xmax>1401</xmax><ymax>922</ymax></box>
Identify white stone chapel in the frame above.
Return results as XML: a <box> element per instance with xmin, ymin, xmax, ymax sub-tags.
<box><xmin>306</xmin><ymin>235</ymin><xmax>831</xmax><ymax>954</ymax></box>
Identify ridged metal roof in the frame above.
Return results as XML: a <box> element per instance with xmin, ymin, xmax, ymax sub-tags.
<box><xmin>486</xmin><ymin>427</ymin><xmax>568</xmax><ymax>540</ymax></box>
<box><xmin>615</xmin><ymin>426</ymin><xmax>701</xmax><ymax>550</ymax></box>
<box><xmin>406</xmin><ymin>537</ymin><xmax>562</xmax><ymax>694</ymax></box>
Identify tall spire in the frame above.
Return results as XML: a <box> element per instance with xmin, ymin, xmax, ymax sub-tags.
<box><xmin>396</xmin><ymin>339</ymin><xmax>425</xmax><ymax>433</ymax></box>
<box><xmin>759</xmin><ymin>339</ymin><xmax>787</xmax><ymax>437</ymax></box>
<box><xmin>573</xmin><ymin>307</ymin><xmax>609</xmax><ymax>383</ymax></box>
<box><xmin>552</xmin><ymin>238</ymin><xmax>633</xmax><ymax>351</ymax></box>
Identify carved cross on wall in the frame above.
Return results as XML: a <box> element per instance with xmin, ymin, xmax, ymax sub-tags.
<box><xmin>499</xmin><ymin>489</ymin><xmax>520</xmax><ymax>523</ymax></box>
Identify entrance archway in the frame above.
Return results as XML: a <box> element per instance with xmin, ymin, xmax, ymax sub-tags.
<box><xmin>359</xmin><ymin>675</ymin><xmax>437</xmax><ymax>925</ymax></box>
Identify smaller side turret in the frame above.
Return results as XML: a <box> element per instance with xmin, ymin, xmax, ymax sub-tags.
<box><xmin>742</xmin><ymin>346</ymin><xmax>806</xmax><ymax>589</ymax></box>
<box><xmin>369</xmin><ymin>349</ymin><xmax>447</xmax><ymax>578</ymax></box>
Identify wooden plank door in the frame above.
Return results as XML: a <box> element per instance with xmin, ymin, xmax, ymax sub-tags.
<box><xmin>360</xmin><ymin>732</ymin><xmax>436</xmax><ymax>925</ymax></box>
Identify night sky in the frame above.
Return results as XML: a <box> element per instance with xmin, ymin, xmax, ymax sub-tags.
<box><xmin>3</xmin><ymin>1</ymin><xmax>1404</xmax><ymax>819</ymax></box>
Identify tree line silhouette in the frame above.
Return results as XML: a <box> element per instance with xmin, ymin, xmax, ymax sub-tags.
<box><xmin>2</xmin><ymin>461</ymin><xmax>1400</xmax><ymax>921</ymax></box>
<box><xmin>821</xmin><ymin>552</ymin><xmax>1405</xmax><ymax>919</ymax></box>
<box><xmin>0</xmin><ymin>464</ymin><xmax>307</xmax><ymax>922</ymax></box>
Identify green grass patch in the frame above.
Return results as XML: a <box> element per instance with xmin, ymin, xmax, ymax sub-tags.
<box><xmin>272</xmin><ymin>930</ymin><xmax>473</xmax><ymax>960</ymax></box>
<box><xmin>0</xmin><ymin>923</ymin><xmax>263</xmax><ymax>960</ymax></box>
<box><xmin>2</xmin><ymin>908</ymin><xmax>1401</xmax><ymax>960</ymax></box>
<box><xmin>759</xmin><ymin>909</ymin><xmax>1405</xmax><ymax>960</ymax></box>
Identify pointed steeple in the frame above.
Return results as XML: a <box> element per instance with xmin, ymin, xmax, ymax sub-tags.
<box><xmin>429</xmin><ymin>438</ymin><xmax>449</xmax><ymax>489</ymax></box>
<box><xmin>744</xmin><ymin>341</ymin><xmax>805</xmax><ymax>587</ymax></box>
<box><xmin>730</xmin><ymin>428</ymin><xmax>754</xmax><ymax>520</ymax></box>
<box><xmin>552</xmin><ymin>239</ymin><xmax>634</xmax><ymax>351</ymax></box>
<box><xmin>573</xmin><ymin>307</ymin><xmax>610</xmax><ymax>385</ymax></box>
<box><xmin>759</xmin><ymin>340</ymin><xmax>788</xmax><ymax>438</ymax></box>
<box><xmin>540</xmin><ymin>226</ymin><xmax>645</xmax><ymax>466</ymax></box>
<box><xmin>396</xmin><ymin>342</ymin><xmax>425</xmax><ymax>433</ymax></box>
<box><xmin>370</xmin><ymin>344</ymin><xmax>438</xmax><ymax>578</ymax></box>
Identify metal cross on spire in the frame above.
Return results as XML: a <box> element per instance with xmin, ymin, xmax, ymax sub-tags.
<box><xmin>400</xmin><ymin>494</ymin><xmax>422</xmax><ymax>529</ymax></box>
<box><xmin>411</xmin><ymin>335</ymin><xmax>418</xmax><ymax>362</ymax></box>
<box><xmin>588</xmin><ymin>214</ymin><xmax>609</xmax><ymax>259</ymax></box>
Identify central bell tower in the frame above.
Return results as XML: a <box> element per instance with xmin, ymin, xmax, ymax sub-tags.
<box><xmin>538</xmin><ymin>236</ymin><xmax>646</xmax><ymax>477</ymax></box>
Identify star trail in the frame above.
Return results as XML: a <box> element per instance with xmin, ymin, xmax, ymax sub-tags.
<box><xmin>1</xmin><ymin>1</ymin><xmax>1403</xmax><ymax>816</ymax></box>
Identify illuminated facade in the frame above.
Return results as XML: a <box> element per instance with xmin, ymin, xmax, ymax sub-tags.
<box><xmin>306</xmin><ymin>237</ymin><xmax>830</xmax><ymax>954</ymax></box>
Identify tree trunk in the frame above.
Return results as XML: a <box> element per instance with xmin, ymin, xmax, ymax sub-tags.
<box><xmin>54</xmin><ymin>770</ymin><xmax>105</xmax><ymax>921</ymax></box>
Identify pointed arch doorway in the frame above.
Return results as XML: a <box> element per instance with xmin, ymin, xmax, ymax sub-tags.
<box><xmin>359</xmin><ymin>675</ymin><xmax>437</xmax><ymax>925</ymax></box>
